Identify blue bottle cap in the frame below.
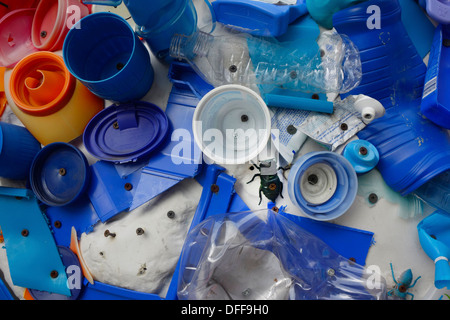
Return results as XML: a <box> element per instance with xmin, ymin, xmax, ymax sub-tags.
<box><xmin>28</xmin><ymin>246</ymin><xmax>83</xmax><ymax>300</ymax></box>
<box><xmin>343</xmin><ymin>140</ymin><xmax>379</xmax><ymax>175</ymax></box>
<box><xmin>83</xmin><ymin>101</ymin><xmax>169</xmax><ymax>164</ymax></box>
<box><xmin>287</xmin><ymin>151</ymin><xmax>358</xmax><ymax>221</ymax></box>
<box><xmin>30</xmin><ymin>142</ymin><xmax>90</xmax><ymax>207</ymax></box>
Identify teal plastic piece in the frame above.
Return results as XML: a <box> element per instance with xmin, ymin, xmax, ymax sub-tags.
<box><xmin>343</xmin><ymin>139</ymin><xmax>379</xmax><ymax>175</ymax></box>
<box><xmin>0</xmin><ymin>187</ymin><xmax>71</xmax><ymax>296</ymax></box>
<box><xmin>264</xmin><ymin>93</ymin><xmax>334</xmax><ymax>113</ymax></box>
<box><xmin>399</xmin><ymin>0</ymin><xmax>435</xmax><ymax>59</ymax></box>
<box><xmin>306</xmin><ymin>0</ymin><xmax>367</xmax><ymax>29</ymax></box>
<box><xmin>418</xmin><ymin>210</ymin><xmax>450</xmax><ymax>289</ymax></box>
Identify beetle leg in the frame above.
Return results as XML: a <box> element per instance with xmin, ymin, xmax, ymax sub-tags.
<box><xmin>409</xmin><ymin>276</ymin><xmax>421</xmax><ymax>288</ymax></box>
<box><xmin>258</xmin><ymin>188</ymin><xmax>263</xmax><ymax>205</ymax></box>
<box><xmin>406</xmin><ymin>292</ymin><xmax>414</xmax><ymax>300</ymax></box>
<box><xmin>279</xmin><ymin>181</ymin><xmax>284</xmax><ymax>199</ymax></box>
<box><xmin>247</xmin><ymin>173</ymin><xmax>261</xmax><ymax>184</ymax></box>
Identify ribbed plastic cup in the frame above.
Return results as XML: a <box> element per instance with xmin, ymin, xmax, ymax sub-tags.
<box><xmin>63</xmin><ymin>12</ymin><xmax>154</xmax><ymax>102</ymax></box>
<box><xmin>193</xmin><ymin>85</ymin><xmax>271</xmax><ymax>165</ymax></box>
<box><xmin>0</xmin><ymin>122</ymin><xmax>41</xmax><ymax>180</ymax></box>
<box><xmin>31</xmin><ymin>0</ymin><xmax>90</xmax><ymax>51</ymax></box>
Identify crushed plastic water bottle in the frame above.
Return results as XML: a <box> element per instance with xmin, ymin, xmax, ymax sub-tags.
<box><xmin>170</xmin><ymin>26</ymin><xmax>362</xmax><ymax>94</ymax></box>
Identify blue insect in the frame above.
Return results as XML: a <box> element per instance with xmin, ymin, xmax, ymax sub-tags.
<box><xmin>387</xmin><ymin>263</ymin><xmax>421</xmax><ymax>300</ymax></box>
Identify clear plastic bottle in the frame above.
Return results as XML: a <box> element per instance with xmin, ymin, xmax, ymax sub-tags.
<box><xmin>169</xmin><ymin>27</ymin><xmax>362</xmax><ymax>93</ymax></box>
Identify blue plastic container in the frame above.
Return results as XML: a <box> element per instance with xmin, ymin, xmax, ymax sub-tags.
<box><xmin>287</xmin><ymin>151</ymin><xmax>358</xmax><ymax>221</ymax></box>
<box><xmin>63</xmin><ymin>12</ymin><xmax>154</xmax><ymax>102</ymax></box>
<box><xmin>29</xmin><ymin>142</ymin><xmax>90</xmax><ymax>207</ymax></box>
<box><xmin>83</xmin><ymin>0</ymin><xmax>200</xmax><ymax>62</ymax></box>
<box><xmin>421</xmin><ymin>24</ymin><xmax>450</xmax><ymax>130</ymax></box>
<box><xmin>333</xmin><ymin>0</ymin><xmax>450</xmax><ymax>196</ymax></box>
<box><xmin>0</xmin><ymin>122</ymin><xmax>41</xmax><ymax>180</ymax></box>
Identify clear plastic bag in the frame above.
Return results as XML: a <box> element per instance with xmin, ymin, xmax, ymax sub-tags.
<box><xmin>170</xmin><ymin>26</ymin><xmax>362</xmax><ymax>94</ymax></box>
<box><xmin>176</xmin><ymin>209</ymin><xmax>387</xmax><ymax>300</ymax></box>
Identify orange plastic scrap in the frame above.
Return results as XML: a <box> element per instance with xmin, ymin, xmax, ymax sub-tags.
<box><xmin>0</xmin><ymin>67</ymin><xmax>5</xmax><ymax>91</ymax></box>
<box><xmin>69</xmin><ymin>226</ymin><xmax>94</xmax><ymax>285</ymax></box>
<box><xmin>0</xmin><ymin>67</ymin><xmax>6</xmax><ymax>118</ymax></box>
<box><xmin>0</xmin><ymin>228</ymin><xmax>3</xmax><ymax>243</ymax></box>
<box><xmin>23</xmin><ymin>288</ymin><xmax>35</xmax><ymax>300</ymax></box>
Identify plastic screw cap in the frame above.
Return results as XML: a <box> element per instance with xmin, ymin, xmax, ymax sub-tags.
<box><xmin>343</xmin><ymin>140</ymin><xmax>380</xmax><ymax>175</ymax></box>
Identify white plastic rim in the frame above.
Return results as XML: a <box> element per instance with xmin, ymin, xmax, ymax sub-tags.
<box><xmin>299</xmin><ymin>162</ymin><xmax>337</xmax><ymax>205</ymax></box>
<box><xmin>193</xmin><ymin>84</ymin><xmax>271</xmax><ymax>165</ymax></box>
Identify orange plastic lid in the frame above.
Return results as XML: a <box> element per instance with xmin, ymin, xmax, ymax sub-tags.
<box><xmin>9</xmin><ymin>51</ymin><xmax>76</xmax><ymax>116</ymax></box>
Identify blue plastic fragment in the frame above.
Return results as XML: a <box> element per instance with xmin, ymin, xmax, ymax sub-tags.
<box><xmin>44</xmin><ymin>195</ymin><xmax>99</xmax><ymax>247</ymax></box>
<box><xmin>212</xmin><ymin>0</ymin><xmax>308</xmax><ymax>37</ymax></box>
<box><xmin>398</xmin><ymin>0</ymin><xmax>435</xmax><ymax>59</ymax></box>
<box><xmin>417</xmin><ymin>210</ymin><xmax>450</xmax><ymax>289</ymax></box>
<box><xmin>0</xmin><ymin>187</ymin><xmax>71</xmax><ymax>296</ymax></box>
<box><xmin>279</xmin><ymin>211</ymin><xmax>374</xmax><ymax>266</ymax></box>
<box><xmin>80</xmin><ymin>279</ymin><xmax>161</xmax><ymax>300</ymax></box>
<box><xmin>0</xmin><ymin>278</ymin><xmax>14</xmax><ymax>300</ymax></box>
<box><xmin>29</xmin><ymin>246</ymin><xmax>84</xmax><ymax>300</ymax></box>
<box><xmin>87</xmin><ymin>160</ymin><xmax>137</xmax><ymax>222</ymax></box>
<box><xmin>421</xmin><ymin>24</ymin><xmax>450</xmax><ymax>129</ymax></box>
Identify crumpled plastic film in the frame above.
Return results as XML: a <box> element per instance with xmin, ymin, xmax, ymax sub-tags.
<box><xmin>177</xmin><ymin>209</ymin><xmax>387</xmax><ymax>300</ymax></box>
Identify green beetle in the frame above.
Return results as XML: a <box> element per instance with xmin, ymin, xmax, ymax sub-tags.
<box><xmin>247</xmin><ymin>159</ymin><xmax>289</xmax><ymax>205</ymax></box>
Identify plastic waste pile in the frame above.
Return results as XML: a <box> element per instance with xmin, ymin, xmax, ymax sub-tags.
<box><xmin>0</xmin><ymin>0</ymin><xmax>449</xmax><ymax>301</ymax></box>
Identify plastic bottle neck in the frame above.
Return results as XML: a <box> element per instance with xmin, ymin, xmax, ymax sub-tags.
<box><xmin>170</xmin><ymin>31</ymin><xmax>213</xmax><ymax>60</ymax></box>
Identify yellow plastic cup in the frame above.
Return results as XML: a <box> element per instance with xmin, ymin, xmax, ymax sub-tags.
<box><xmin>6</xmin><ymin>51</ymin><xmax>104</xmax><ymax>145</ymax></box>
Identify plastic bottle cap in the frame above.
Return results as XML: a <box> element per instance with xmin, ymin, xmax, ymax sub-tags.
<box><xmin>9</xmin><ymin>51</ymin><xmax>76</xmax><ymax>116</ymax></box>
<box><xmin>0</xmin><ymin>9</ymin><xmax>38</xmax><ymax>68</ymax></box>
<box><xmin>83</xmin><ymin>101</ymin><xmax>169</xmax><ymax>163</ymax></box>
<box><xmin>193</xmin><ymin>84</ymin><xmax>271</xmax><ymax>164</ymax></box>
<box><xmin>343</xmin><ymin>140</ymin><xmax>379</xmax><ymax>175</ymax></box>
<box><xmin>288</xmin><ymin>151</ymin><xmax>358</xmax><ymax>221</ymax></box>
<box><xmin>30</xmin><ymin>142</ymin><xmax>90</xmax><ymax>207</ymax></box>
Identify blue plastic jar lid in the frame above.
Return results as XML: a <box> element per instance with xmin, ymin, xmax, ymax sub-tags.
<box><xmin>30</xmin><ymin>142</ymin><xmax>90</xmax><ymax>207</ymax></box>
<box><xmin>28</xmin><ymin>246</ymin><xmax>83</xmax><ymax>300</ymax></box>
<box><xmin>83</xmin><ymin>101</ymin><xmax>169</xmax><ymax>163</ymax></box>
<box><xmin>287</xmin><ymin>151</ymin><xmax>358</xmax><ymax>221</ymax></box>
<box><xmin>343</xmin><ymin>140</ymin><xmax>379</xmax><ymax>175</ymax></box>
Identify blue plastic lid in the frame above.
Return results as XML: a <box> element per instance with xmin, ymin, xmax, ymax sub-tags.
<box><xmin>287</xmin><ymin>151</ymin><xmax>358</xmax><ymax>221</ymax></box>
<box><xmin>30</xmin><ymin>142</ymin><xmax>90</xmax><ymax>207</ymax></box>
<box><xmin>29</xmin><ymin>246</ymin><xmax>83</xmax><ymax>300</ymax></box>
<box><xmin>343</xmin><ymin>140</ymin><xmax>379</xmax><ymax>175</ymax></box>
<box><xmin>83</xmin><ymin>101</ymin><xmax>169</xmax><ymax>164</ymax></box>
